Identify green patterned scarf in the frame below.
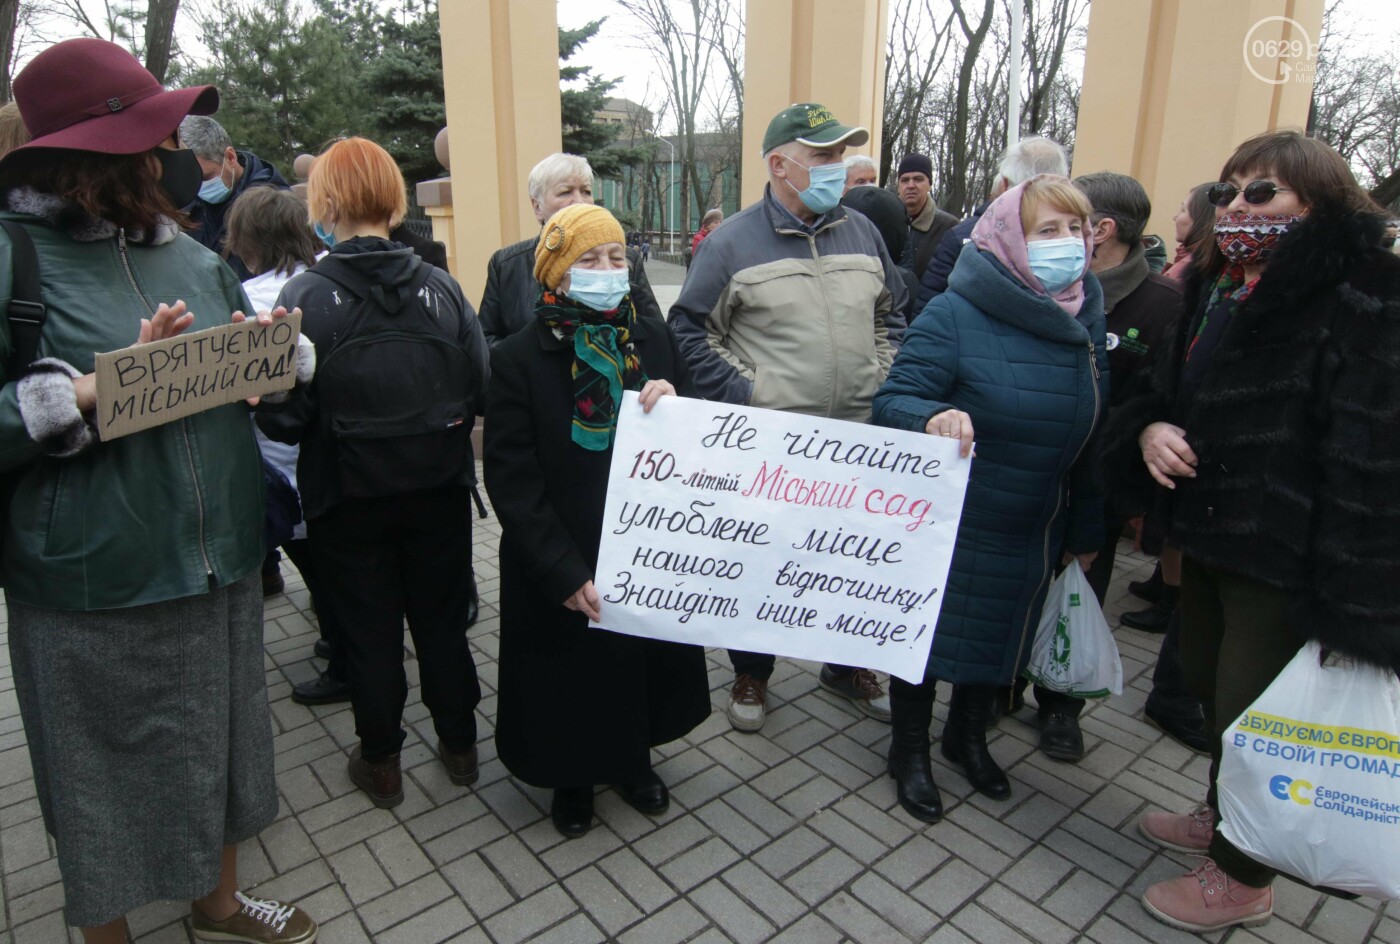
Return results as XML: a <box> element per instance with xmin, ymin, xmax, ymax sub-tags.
<box><xmin>536</xmin><ymin>288</ymin><xmax>648</xmax><ymax>451</ymax></box>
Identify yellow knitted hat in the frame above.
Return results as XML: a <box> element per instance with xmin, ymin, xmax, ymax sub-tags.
<box><xmin>534</xmin><ymin>203</ymin><xmax>627</xmax><ymax>289</ymax></box>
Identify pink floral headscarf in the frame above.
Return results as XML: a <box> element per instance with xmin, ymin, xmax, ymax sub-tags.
<box><xmin>970</xmin><ymin>175</ymin><xmax>1093</xmax><ymax>315</ymax></box>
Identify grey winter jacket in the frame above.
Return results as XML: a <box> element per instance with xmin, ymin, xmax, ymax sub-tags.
<box><xmin>668</xmin><ymin>186</ymin><xmax>908</xmax><ymax>423</ymax></box>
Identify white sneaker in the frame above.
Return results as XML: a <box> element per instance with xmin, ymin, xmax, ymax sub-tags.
<box><xmin>727</xmin><ymin>674</ymin><xmax>767</xmax><ymax>731</ymax></box>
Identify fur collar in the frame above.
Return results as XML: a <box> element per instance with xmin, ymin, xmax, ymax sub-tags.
<box><xmin>1184</xmin><ymin>200</ymin><xmax>1388</xmax><ymax>315</ymax></box>
<box><xmin>3</xmin><ymin>186</ymin><xmax>179</xmax><ymax>246</ymax></box>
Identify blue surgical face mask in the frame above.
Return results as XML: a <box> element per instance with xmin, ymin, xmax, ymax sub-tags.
<box><xmin>781</xmin><ymin>155</ymin><xmax>846</xmax><ymax>215</ymax></box>
<box><xmin>314</xmin><ymin>221</ymin><xmax>337</xmax><ymax>248</ymax></box>
<box><xmin>1026</xmin><ymin>236</ymin><xmax>1086</xmax><ymax>294</ymax></box>
<box><xmin>567</xmin><ymin>266</ymin><xmax>629</xmax><ymax>311</ymax></box>
<box><xmin>198</xmin><ymin>159</ymin><xmax>232</xmax><ymax>204</ymax></box>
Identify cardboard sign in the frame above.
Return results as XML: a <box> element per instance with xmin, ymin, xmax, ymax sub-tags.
<box><xmin>591</xmin><ymin>393</ymin><xmax>972</xmax><ymax>683</ymax></box>
<box><xmin>94</xmin><ymin>312</ymin><xmax>302</xmax><ymax>440</ymax></box>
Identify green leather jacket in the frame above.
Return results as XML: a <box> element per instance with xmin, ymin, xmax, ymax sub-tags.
<box><xmin>0</xmin><ymin>209</ymin><xmax>264</xmax><ymax>610</ymax></box>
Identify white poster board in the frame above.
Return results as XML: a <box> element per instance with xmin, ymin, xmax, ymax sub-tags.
<box><xmin>591</xmin><ymin>393</ymin><xmax>971</xmax><ymax>683</ymax></box>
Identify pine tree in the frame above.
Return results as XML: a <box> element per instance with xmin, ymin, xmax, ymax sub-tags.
<box><xmin>358</xmin><ymin>1</ymin><xmax>446</xmax><ymax>187</ymax></box>
<box><xmin>187</xmin><ymin>0</ymin><xmax>366</xmax><ymax>171</ymax></box>
<box><xmin>559</xmin><ymin>19</ymin><xmax>643</xmax><ymax>178</ymax></box>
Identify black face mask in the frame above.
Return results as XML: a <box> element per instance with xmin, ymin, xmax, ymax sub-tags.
<box><xmin>154</xmin><ymin>147</ymin><xmax>203</xmax><ymax>209</ymax></box>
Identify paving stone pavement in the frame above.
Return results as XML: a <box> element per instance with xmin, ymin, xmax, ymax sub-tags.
<box><xmin>0</xmin><ymin>477</ymin><xmax>1394</xmax><ymax>943</ymax></box>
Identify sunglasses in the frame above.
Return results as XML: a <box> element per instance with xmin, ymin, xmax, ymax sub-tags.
<box><xmin>1207</xmin><ymin>180</ymin><xmax>1294</xmax><ymax>208</ymax></box>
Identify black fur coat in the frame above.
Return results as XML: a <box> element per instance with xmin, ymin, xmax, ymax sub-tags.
<box><xmin>1103</xmin><ymin>202</ymin><xmax>1400</xmax><ymax>672</ymax></box>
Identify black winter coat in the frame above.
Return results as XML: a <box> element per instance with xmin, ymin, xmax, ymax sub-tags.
<box><xmin>484</xmin><ymin>315</ymin><xmax>710</xmax><ymax>788</ymax></box>
<box><xmin>258</xmin><ymin>238</ymin><xmax>488</xmax><ymax>520</ymax></box>
<box><xmin>478</xmin><ymin>237</ymin><xmax>664</xmax><ymax>346</ymax></box>
<box><xmin>1103</xmin><ymin>204</ymin><xmax>1400</xmax><ymax>672</ymax></box>
<box><xmin>187</xmin><ymin>150</ymin><xmax>290</xmax><ymax>280</ymax></box>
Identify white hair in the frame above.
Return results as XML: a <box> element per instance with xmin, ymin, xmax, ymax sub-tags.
<box><xmin>844</xmin><ymin>155</ymin><xmax>877</xmax><ymax>174</ymax></box>
<box><xmin>178</xmin><ymin>115</ymin><xmax>231</xmax><ymax>162</ymax></box>
<box><xmin>527</xmin><ymin>153</ymin><xmax>593</xmax><ymax>203</ymax></box>
<box><xmin>997</xmin><ymin>136</ymin><xmax>1069</xmax><ymax>186</ymax></box>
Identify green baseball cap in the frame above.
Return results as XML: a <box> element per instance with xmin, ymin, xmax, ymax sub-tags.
<box><xmin>762</xmin><ymin>102</ymin><xmax>869</xmax><ymax>154</ymax></box>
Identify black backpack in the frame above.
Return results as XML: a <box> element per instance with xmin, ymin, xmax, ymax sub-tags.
<box><xmin>309</xmin><ymin>255</ymin><xmax>477</xmax><ymax>500</ymax></box>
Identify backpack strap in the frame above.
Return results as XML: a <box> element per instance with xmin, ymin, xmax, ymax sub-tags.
<box><xmin>0</xmin><ymin>221</ymin><xmax>46</xmax><ymax>377</ymax></box>
<box><xmin>309</xmin><ymin>254</ymin><xmax>437</xmax><ymax>358</ymax></box>
<box><xmin>313</xmin><ymin>254</ymin><xmax>435</xmax><ymax>307</ymax></box>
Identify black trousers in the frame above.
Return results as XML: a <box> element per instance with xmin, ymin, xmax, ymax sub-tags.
<box><xmin>1179</xmin><ymin>556</ymin><xmax>1299</xmax><ymax>887</ymax></box>
<box><xmin>308</xmin><ymin>485</ymin><xmax>481</xmax><ymax>762</ymax></box>
<box><xmin>281</xmin><ymin>538</ymin><xmax>348</xmax><ymax>681</ymax></box>
<box><xmin>1144</xmin><ymin>610</ymin><xmax>1201</xmax><ymax>721</ymax></box>
<box><xmin>728</xmin><ymin>649</ymin><xmax>854</xmax><ymax>682</ymax></box>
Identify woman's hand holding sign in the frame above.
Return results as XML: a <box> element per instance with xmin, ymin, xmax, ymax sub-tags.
<box><xmin>926</xmin><ymin>409</ymin><xmax>975</xmax><ymax>458</ymax></box>
<box><xmin>74</xmin><ymin>300</ymin><xmax>195</xmax><ymax>414</ymax></box>
<box><xmin>231</xmin><ymin>305</ymin><xmax>300</xmax><ymax>406</ymax></box>
<box><xmin>638</xmin><ymin>378</ymin><xmax>676</xmax><ymax>412</ymax></box>
<box><xmin>565</xmin><ymin>580</ymin><xmax>602</xmax><ymax>621</ymax></box>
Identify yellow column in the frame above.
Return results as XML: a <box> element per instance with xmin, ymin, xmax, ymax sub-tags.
<box><xmin>439</xmin><ymin>0</ymin><xmax>561</xmax><ymax>304</ymax></box>
<box><xmin>1073</xmin><ymin>0</ymin><xmax>1322</xmax><ymax>242</ymax></box>
<box><xmin>741</xmin><ymin>0</ymin><xmax>891</xmax><ymax>207</ymax></box>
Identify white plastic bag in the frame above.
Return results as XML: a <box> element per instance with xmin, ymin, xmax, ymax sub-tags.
<box><xmin>1022</xmin><ymin>561</ymin><xmax>1123</xmax><ymax>698</ymax></box>
<box><xmin>1218</xmin><ymin>641</ymin><xmax>1400</xmax><ymax>899</ymax></box>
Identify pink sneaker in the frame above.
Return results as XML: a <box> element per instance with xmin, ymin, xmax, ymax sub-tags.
<box><xmin>1138</xmin><ymin>802</ymin><xmax>1213</xmax><ymax>852</ymax></box>
<box><xmin>1142</xmin><ymin>859</ymin><xmax>1273</xmax><ymax>932</ymax></box>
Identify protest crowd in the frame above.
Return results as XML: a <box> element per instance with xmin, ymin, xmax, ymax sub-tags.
<box><xmin>0</xmin><ymin>34</ymin><xmax>1397</xmax><ymax>944</ymax></box>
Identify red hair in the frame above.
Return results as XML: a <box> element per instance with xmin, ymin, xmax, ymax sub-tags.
<box><xmin>306</xmin><ymin>136</ymin><xmax>407</xmax><ymax>229</ymax></box>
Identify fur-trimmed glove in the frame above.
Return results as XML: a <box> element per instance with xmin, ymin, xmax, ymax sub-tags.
<box><xmin>258</xmin><ymin>332</ymin><xmax>316</xmax><ymax>404</ymax></box>
<box><xmin>16</xmin><ymin>358</ymin><xmax>98</xmax><ymax>457</ymax></box>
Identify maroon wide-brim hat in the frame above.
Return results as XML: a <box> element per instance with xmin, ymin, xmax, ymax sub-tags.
<box><xmin>0</xmin><ymin>37</ymin><xmax>218</xmax><ymax>172</ymax></box>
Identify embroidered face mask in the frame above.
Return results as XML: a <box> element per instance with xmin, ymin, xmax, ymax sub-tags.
<box><xmin>1213</xmin><ymin>212</ymin><xmax>1302</xmax><ymax>265</ymax></box>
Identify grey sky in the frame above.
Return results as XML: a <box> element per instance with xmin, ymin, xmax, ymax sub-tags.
<box><xmin>563</xmin><ymin>0</ymin><xmax>1400</xmax><ymax>135</ymax></box>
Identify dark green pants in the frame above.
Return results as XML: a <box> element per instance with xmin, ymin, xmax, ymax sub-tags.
<box><xmin>1178</xmin><ymin>556</ymin><xmax>1302</xmax><ymax>887</ymax></box>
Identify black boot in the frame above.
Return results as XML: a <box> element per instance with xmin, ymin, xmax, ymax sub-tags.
<box><xmin>1120</xmin><ymin>585</ymin><xmax>1179</xmax><ymax>633</ymax></box>
<box><xmin>887</xmin><ymin>690</ymin><xmax>943</xmax><ymax>822</ymax></box>
<box><xmin>1128</xmin><ymin>563</ymin><xmax>1163</xmax><ymax>603</ymax></box>
<box><xmin>941</xmin><ymin>684</ymin><xmax>1011</xmax><ymax>800</ymax></box>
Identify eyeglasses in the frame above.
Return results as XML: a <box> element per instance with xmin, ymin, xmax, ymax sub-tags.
<box><xmin>1207</xmin><ymin>180</ymin><xmax>1294</xmax><ymax>208</ymax></box>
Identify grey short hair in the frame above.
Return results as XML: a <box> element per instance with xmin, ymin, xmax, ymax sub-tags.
<box><xmin>997</xmin><ymin>136</ymin><xmax>1069</xmax><ymax>186</ymax></box>
<box><xmin>179</xmin><ymin>115</ymin><xmax>232</xmax><ymax>162</ymax></box>
<box><xmin>845</xmin><ymin>155</ymin><xmax>877</xmax><ymax>175</ymax></box>
<box><xmin>527</xmin><ymin>153</ymin><xmax>593</xmax><ymax>203</ymax></box>
<box><xmin>1073</xmin><ymin>171</ymin><xmax>1152</xmax><ymax>245</ymax></box>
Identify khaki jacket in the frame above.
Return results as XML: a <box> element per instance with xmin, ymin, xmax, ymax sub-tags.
<box><xmin>668</xmin><ymin>187</ymin><xmax>907</xmax><ymax>422</ymax></box>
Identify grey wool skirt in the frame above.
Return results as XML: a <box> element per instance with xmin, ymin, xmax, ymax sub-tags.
<box><xmin>7</xmin><ymin>571</ymin><xmax>278</xmax><ymax>927</ymax></box>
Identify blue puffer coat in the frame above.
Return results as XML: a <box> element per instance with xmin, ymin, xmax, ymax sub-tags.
<box><xmin>872</xmin><ymin>243</ymin><xmax>1108</xmax><ymax>685</ymax></box>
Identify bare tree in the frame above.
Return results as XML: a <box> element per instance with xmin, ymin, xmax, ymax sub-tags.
<box><xmin>881</xmin><ymin>0</ymin><xmax>956</xmax><ymax>185</ymax></box>
<box><xmin>696</xmin><ymin>0</ymin><xmax>742</xmax><ymax>196</ymax></box>
<box><xmin>1019</xmin><ymin>0</ymin><xmax>1086</xmax><ymax>134</ymax></box>
<box><xmin>618</xmin><ymin>0</ymin><xmax>719</xmax><ymax>242</ymax></box>
<box><xmin>880</xmin><ymin>0</ymin><xmax>1086</xmax><ymax>214</ymax></box>
<box><xmin>143</xmin><ymin>0</ymin><xmax>179</xmax><ymax>81</ymax></box>
<box><xmin>1307</xmin><ymin>0</ymin><xmax>1400</xmax><ymax>205</ymax></box>
<box><xmin>941</xmin><ymin>0</ymin><xmax>997</xmax><ymax>213</ymax></box>
<box><xmin>0</xmin><ymin>0</ymin><xmax>18</xmax><ymax>100</ymax></box>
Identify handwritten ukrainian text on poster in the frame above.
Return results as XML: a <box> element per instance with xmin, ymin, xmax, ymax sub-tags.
<box><xmin>591</xmin><ymin>393</ymin><xmax>971</xmax><ymax>683</ymax></box>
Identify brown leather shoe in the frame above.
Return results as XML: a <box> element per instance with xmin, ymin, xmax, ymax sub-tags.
<box><xmin>191</xmin><ymin>890</ymin><xmax>318</xmax><ymax>943</ymax></box>
<box><xmin>348</xmin><ymin>746</ymin><xmax>403</xmax><ymax>808</ymax></box>
<box><xmin>438</xmin><ymin>740</ymin><xmax>479</xmax><ymax>786</ymax></box>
